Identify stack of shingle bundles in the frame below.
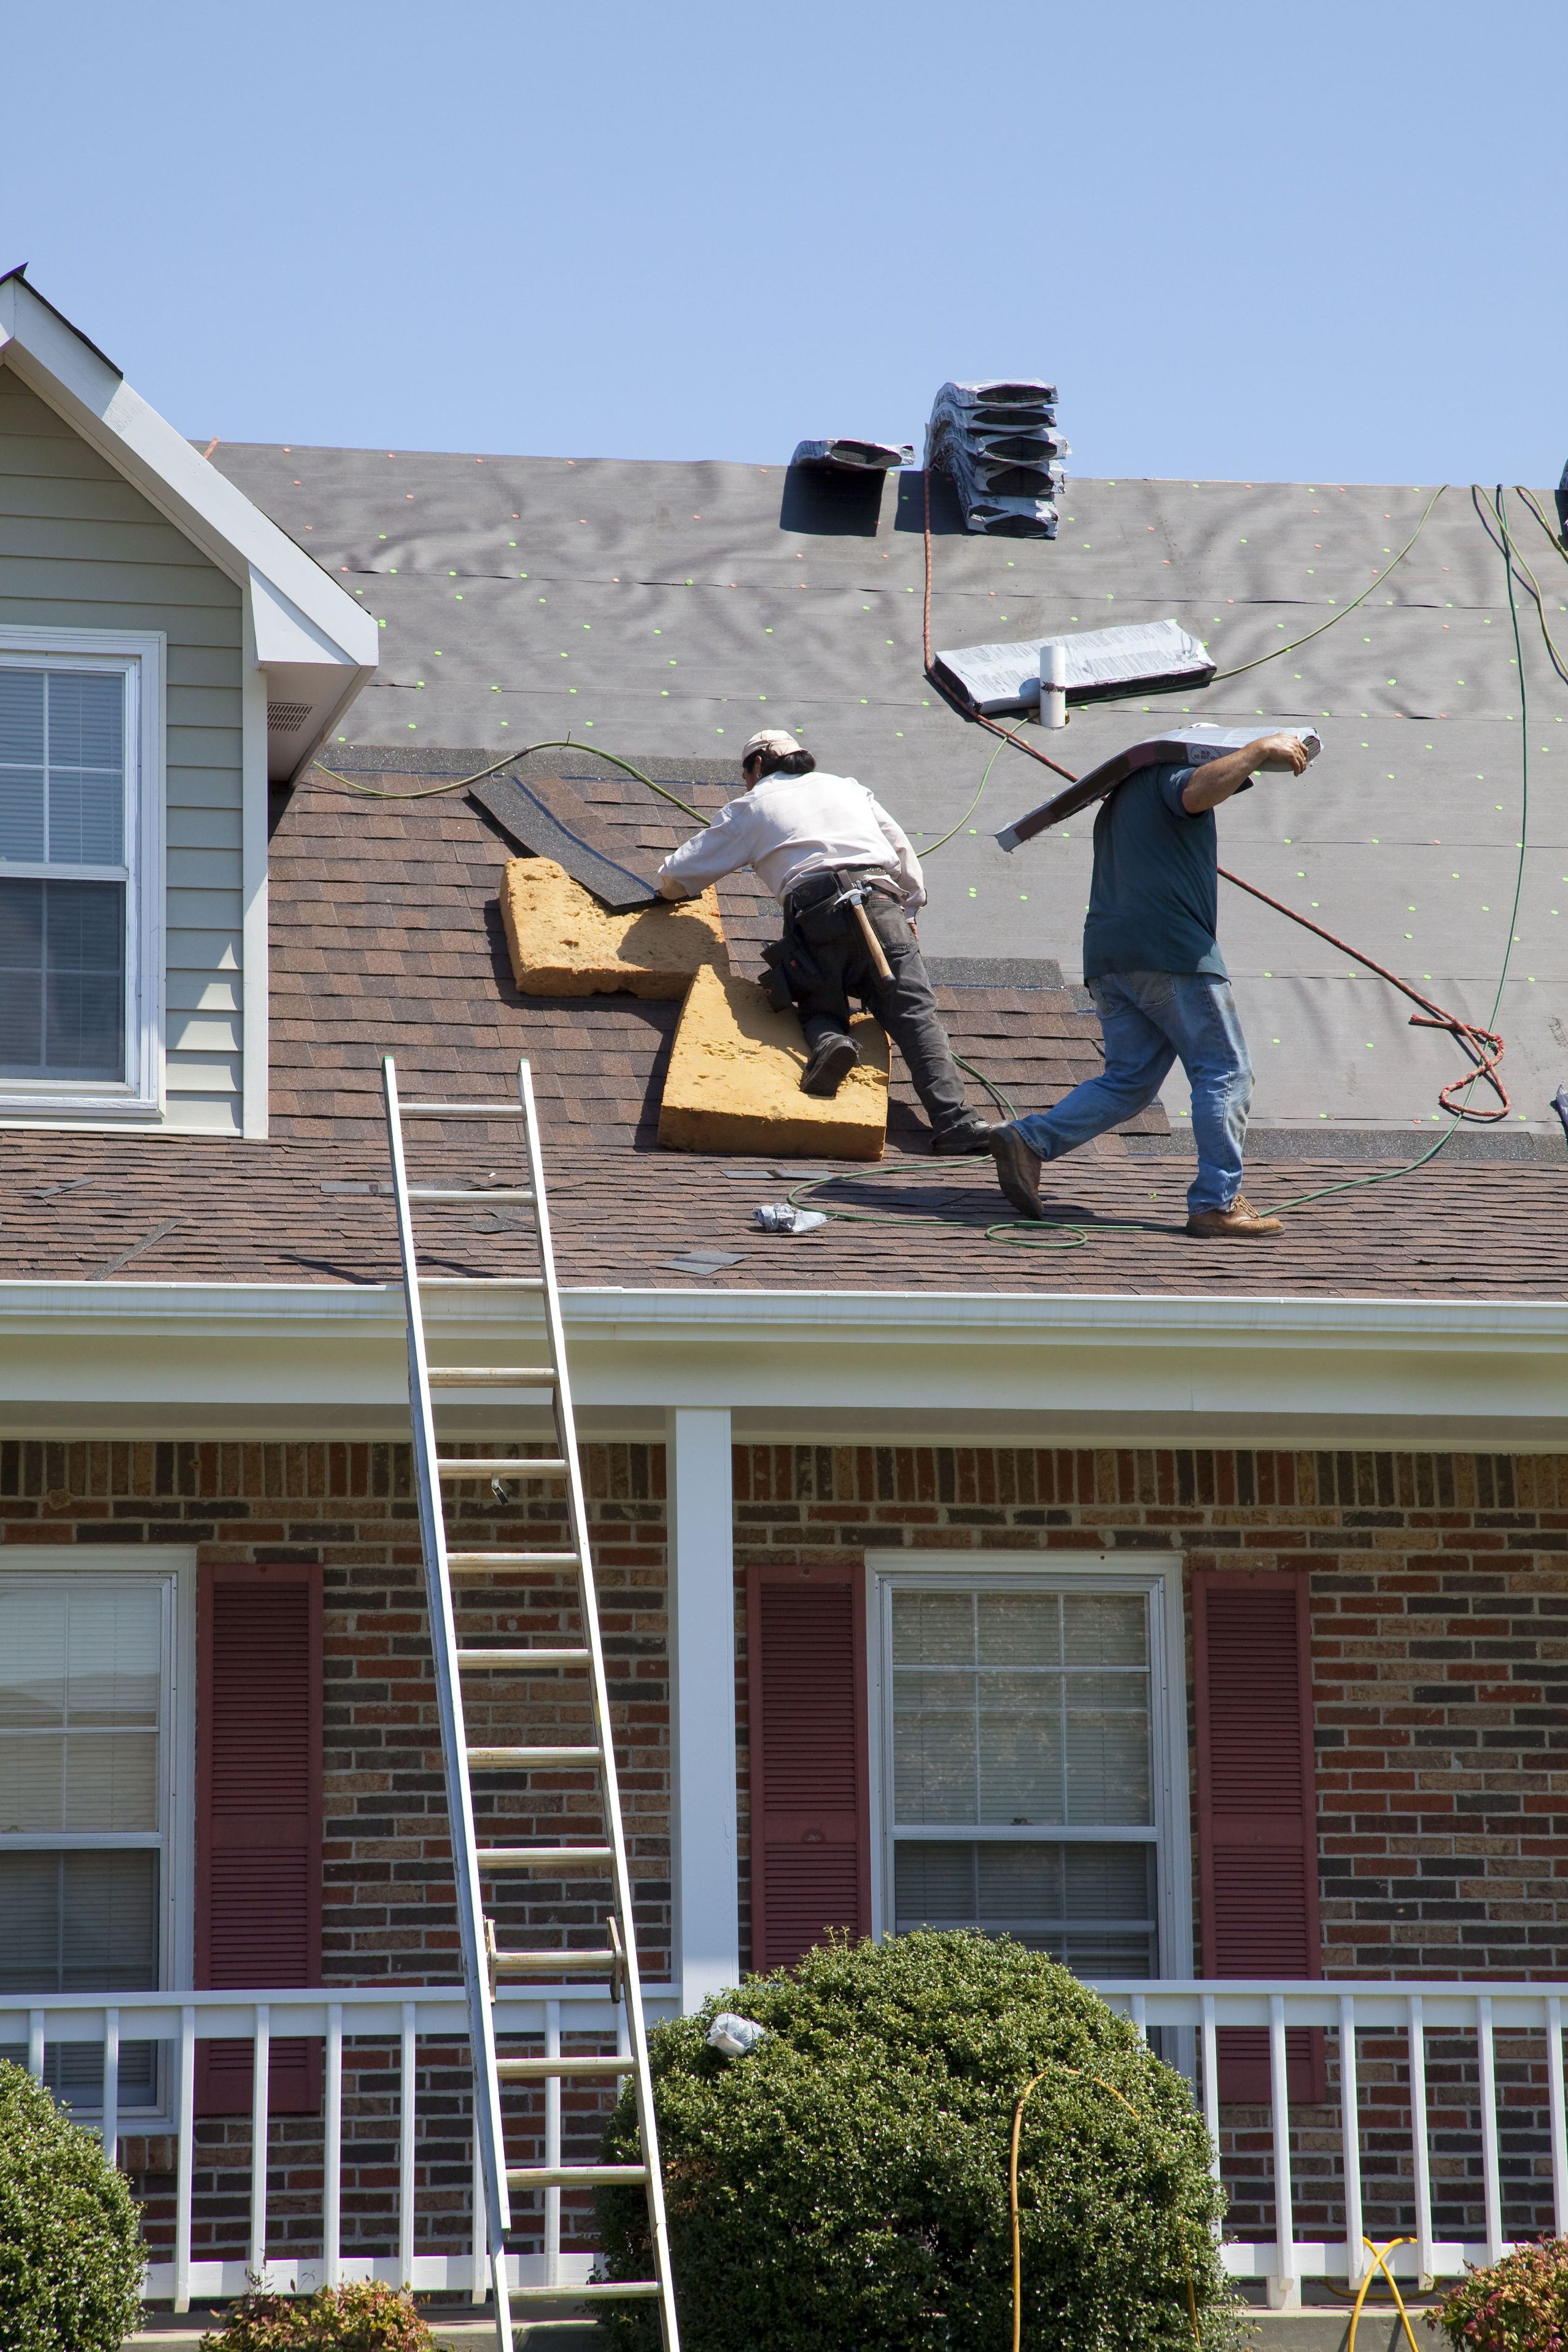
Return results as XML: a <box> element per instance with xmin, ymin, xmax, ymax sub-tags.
<box><xmin>924</xmin><ymin>379</ymin><xmax>1068</xmax><ymax>537</ymax></box>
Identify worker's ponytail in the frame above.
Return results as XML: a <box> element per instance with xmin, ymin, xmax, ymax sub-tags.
<box><xmin>753</xmin><ymin>747</ymin><xmax>817</xmax><ymax>780</ymax></box>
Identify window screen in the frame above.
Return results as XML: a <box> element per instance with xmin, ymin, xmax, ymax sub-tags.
<box><xmin>0</xmin><ymin>667</ymin><xmax>128</xmax><ymax>1082</ymax></box>
<box><xmin>0</xmin><ymin>1579</ymin><xmax>168</xmax><ymax>2103</ymax></box>
<box><xmin>888</xmin><ymin>1587</ymin><xmax>1160</xmax><ymax>1974</ymax></box>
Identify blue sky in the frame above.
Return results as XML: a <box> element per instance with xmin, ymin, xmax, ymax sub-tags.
<box><xmin>3</xmin><ymin>0</ymin><xmax>1564</xmax><ymax>486</ymax></box>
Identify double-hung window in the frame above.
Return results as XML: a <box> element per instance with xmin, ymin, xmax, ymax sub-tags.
<box><xmin>0</xmin><ymin>1561</ymin><xmax>190</xmax><ymax>2111</ymax></box>
<box><xmin>0</xmin><ymin>633</ymin><xmax>162</xmax><ymax>1116</ymax></box>
<box><xmin>873</xmin><ymin>1558</ymin><xmax>1190</xmax><ymax>1980</ymax></box>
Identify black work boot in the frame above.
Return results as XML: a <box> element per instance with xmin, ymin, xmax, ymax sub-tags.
<box><xmin>800</xmin><ymin>1036</ymin><xmax>860</xmax><ymax>1096</ymax></box>
<box><xmin>931</xmin><ymin>1117</ymin><xmax>997</xmax><ymax>1155</ymax></box>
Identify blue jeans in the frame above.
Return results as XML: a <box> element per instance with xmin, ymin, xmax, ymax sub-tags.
<box><xmin>1007</xmin><ymin>969</ymin><xmax>1252</xmax><ymax>1213</ymax></box>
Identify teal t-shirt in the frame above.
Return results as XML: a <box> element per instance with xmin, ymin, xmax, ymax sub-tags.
<box><xmin>1081</xmin><ymin>764</ymin><xmax>1228</xmax><ymax>981</ymax></box>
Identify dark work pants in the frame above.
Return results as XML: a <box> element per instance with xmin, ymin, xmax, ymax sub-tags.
<box><xmin>780</xmin><ymin>872</ymin><xmax>972</xmax><ymax>1135</ymax></box>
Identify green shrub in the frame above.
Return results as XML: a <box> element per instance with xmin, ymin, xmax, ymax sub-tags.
<box><xmin>1432</xmin><ymin>2240</ymin><xmax>1568</xmax><ymax>2352</ymax></box>
<box><xmin>0</xmin><ymin>2057</ymin><xmax>144</xmax><ymax>2352</ymax></box>
<box><xmin>594</xmin><ymin>1930</ymin><xmax>1237</xmax><ymax>2352</ymax></box>
<box><xmin>198</xmin><ymin>2279</ymin><xmax>435</xmax><ymax>2351</ymax></box>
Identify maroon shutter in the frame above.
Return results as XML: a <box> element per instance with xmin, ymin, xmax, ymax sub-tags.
<box><xmin>196</xmin><ymin>1564</ymin><xmax>323</xmax><ymax>2113</ymax></box>
<box><xmin>1193</xmin><ymin>1570</ymin><xmax>1322</xmax><ymax>2101</ymax></box>
<box><xmin>747</xmin><ymin>1564</ymin><xmax>871</xmax><ymax>1971</ymax></box>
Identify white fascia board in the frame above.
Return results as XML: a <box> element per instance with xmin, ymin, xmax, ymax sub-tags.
<box><xmin>0</xmin><ymin>1281</ymin><xmax>1564</xmax><ymax>1446</ymax></box>
<box><xmin>0</xmin><ymin>278</ymin><xmax>377</xmax><ymax>745</ymax></box>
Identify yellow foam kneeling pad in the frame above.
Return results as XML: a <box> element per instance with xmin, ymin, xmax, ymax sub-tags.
<box><xmin>501</xmin><ymin>857</ymin><xmax>726</xmax><ymax>998</ymax></box>
<box><xmin>658</xmin><ymin>964</ymin><xmax>888</xmax><ymax>1160</ymax></box>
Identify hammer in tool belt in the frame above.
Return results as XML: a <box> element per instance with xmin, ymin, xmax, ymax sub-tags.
<box><xmin>831</xmin><ymin>879</ymin><xmax>895</xmax><ymax>982</ymax></box>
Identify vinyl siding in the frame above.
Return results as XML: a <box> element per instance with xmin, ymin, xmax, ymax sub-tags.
<box><xmin>0</xmin><ymin>367</ymin><xmax>246</xmax><ymax>1133</ymax></box>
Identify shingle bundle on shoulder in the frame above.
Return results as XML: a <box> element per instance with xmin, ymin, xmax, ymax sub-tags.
<box><xmin>924</xmin><ymin>378</ymin><xmax>1068</xmax><ymax>537</ymax></box>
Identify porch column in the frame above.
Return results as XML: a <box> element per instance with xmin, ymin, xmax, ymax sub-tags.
<box><xmin>665</xmin><ymin>1407</ymin><xmax>739</xmax><ymax>2011</ymax></box>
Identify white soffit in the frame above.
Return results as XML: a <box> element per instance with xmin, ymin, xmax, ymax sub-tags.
<box><xmin>0</xmin><ymin>268</ymin><xmax>378</xmax><ymax>778</ymax></box>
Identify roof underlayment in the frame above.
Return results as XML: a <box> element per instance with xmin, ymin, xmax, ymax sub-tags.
<box><xmin>209</xmin><ymin>444</ymin><xmax>1568</xmax><ymax>1138</ymax></box>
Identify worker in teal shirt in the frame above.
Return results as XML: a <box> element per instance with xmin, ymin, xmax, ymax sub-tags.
<box><xmin>988</xmin><ymin>731</ymin><xmax>1311</xmax><ymax>1238</ymax></box>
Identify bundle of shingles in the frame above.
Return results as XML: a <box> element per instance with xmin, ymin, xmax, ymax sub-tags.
<box><xmin>924</xmin><ymin>378</ymin><xmax>1068</xmax><ymax>538</ymax></box>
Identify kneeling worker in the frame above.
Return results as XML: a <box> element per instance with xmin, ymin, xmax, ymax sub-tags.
<box><xmin>988</xmin><ymin>731</ymin><xmax>1311</xmax><ymax>1238</ymax></box>
<box><xmin>656</xmin><ymin>730</ymin><xmax>993</xmax><ymax>1153</ymax></box>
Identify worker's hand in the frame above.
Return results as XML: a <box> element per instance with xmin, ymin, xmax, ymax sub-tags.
<box><xmin>1249</xmin><ymin>732</ymin><xmax>1311</xmax><ymax>775</ymax></box>
<box><xmin>656</xmin><ymin>874</ymin><xmax>689</xmax><ymax>900</ymax></box>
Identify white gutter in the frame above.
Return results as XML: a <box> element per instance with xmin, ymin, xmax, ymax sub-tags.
<box><xmin>0</xmin><ymin>1281</ymin><xmax>1561</xmax><ymax>1445</ymax></box>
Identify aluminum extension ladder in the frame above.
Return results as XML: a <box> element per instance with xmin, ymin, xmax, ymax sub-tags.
<box><xmin>382</xmin><ymin>1055</ymin><xmax>679</xmax><ymax>2352</ymax></box>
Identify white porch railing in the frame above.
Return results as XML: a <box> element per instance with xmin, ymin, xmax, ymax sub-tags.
<box><xmin>1098</xmin><ymin>1981</ymin><xmax>1568</xmax><ymax>2307</ymax></box>
<box><xmin>0</xmin><ymin>1982</ymin><xmax>678</xmax><ymax>2311</ymax></box>
<box><xmin>7</xmin><ymin>1978</ymin><xmax>1567</xmax><ymax>2313</ymax></box>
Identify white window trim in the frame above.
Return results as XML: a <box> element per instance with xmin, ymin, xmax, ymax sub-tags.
<box><xmin>864</xmin><ymin>1549</ymin><xmax>1192</xmax><ymax>1981</ymax></box>
<box><xmin>0</xmin><ymin>626</ymin><xmax>166</xmax><ymax>1120</ymax></box>
<box><xmin>0</xmin><ymin>1546</ymin><xmax>196</xmax><ymax>2119</ymax></box>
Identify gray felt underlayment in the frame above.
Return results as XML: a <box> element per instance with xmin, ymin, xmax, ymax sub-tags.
<box><xmin>219</xmin><ymin>443</ymin><xmax>1568</xmax><ymax>1130</ymax></box>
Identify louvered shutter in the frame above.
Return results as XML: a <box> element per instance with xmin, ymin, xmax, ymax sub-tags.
<box><xmin>1193</xmin><ymin>1570</ymin><xmax>1322</xmax><ymax>2101</ymax></box>
<box><xmin>196</xmin><ymin>1564</ymin><xmax>323</xmax><ymax>2114</ymax></box>
<box><xmin>747</xmin><ymin>1565</ymin><xmax>871</xmax><ymax>1971</ymax></box>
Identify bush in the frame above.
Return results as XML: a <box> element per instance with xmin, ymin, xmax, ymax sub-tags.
<box><xmin>1432</xmin><ymin>2241</ymin><xmax>1568</xmax><ymax>2352</ymax></box>
<box><xmin>594</xmin><ymin>1930</ymin><xmax>1237</xmax><ymax>2352</ymax></box>
<box><xmin>198</xmin><ymin>2280</ymin><xmax>435</xmax><ymax>2351</ymax></box>
<box><xmin>0</xmin><ymin>2058</ymin><xmax>144</xmax><ymax>2352</ymax></box>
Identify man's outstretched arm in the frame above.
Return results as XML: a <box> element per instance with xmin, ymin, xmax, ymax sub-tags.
<box><xmin>1181</xmin><ymin>732</ymin><xmax>1310</xmax><ymax>813</ymax></box>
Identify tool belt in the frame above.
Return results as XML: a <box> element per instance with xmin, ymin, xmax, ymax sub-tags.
<box><xmin>784</xmin><ymin>866</ymin><xmax>902</xmax><ymax>942</ymax></box>
<box><xmin>763</xmin><ymin>867</ymin><xmax>902</xmax><ymax>1011</ymax></box>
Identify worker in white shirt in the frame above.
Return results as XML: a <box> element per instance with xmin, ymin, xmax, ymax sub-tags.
<box><xmin>656</xmin><ymin>730</ymin><xmax>994</xmax><ymax>1153</ymax></box>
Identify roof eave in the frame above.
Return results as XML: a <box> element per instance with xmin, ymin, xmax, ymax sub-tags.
<box><xmin>0</xmin><ymin>274</ymin><xmax>378</xmax><ymax>768</ymax></box>
<box><xmin>0</xmin><ymin>1279</ymin><xmax>1561</xmax><ymax>1450</ymax></box>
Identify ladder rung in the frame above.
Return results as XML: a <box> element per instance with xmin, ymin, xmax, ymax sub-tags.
<box><xmin>492</xmin><ymin>1947</ymin><xmax>618</xmax><ymax>1977</ymax></box>
<box><xmin>478</xmin><ymin>1847</ymin><xmax>613</xmax><ymax>1871</ymax></box>
<box><xmin>510</xmin><ymin>2281</ymin><xmax>661</xmax><ymax>2301</ymax></box>
<box><xmin>419</xmin><ymin>1276</ymin><xmax>544</xmax><ymax>1290</ymax></box>
<box><xmin>467</xmin><ymin>1745</ymin><xmax>602</xmax><ymax>1770</ymax></box>
<box><xmin>428</xmin><ymin>1366</ymin><xmax>555</xmax><ymax>1387</ymax></box>
<box><xmin>400</xmin><ymin>1102</ymin><xmax>527</xmax><ymax>1117</ymax></box>
<box><xmin>407</xmin><ymin>1185</ymin><xmax>535</xmax><ymax>1203</ymax></box>
<box><xmin>457</xmin><ymin>1648</ymin><xmax>590</xmax><ymax>1671</ymax></box>
<box><xmin>496</xmin><ymin>2054</ymin><xmax>633</xmax><ymax>2080</ymax></box>
<box><xmin>447</xmin><ymin>1550</ymin><xmax>579</xmax><ymax>1572</ymax></box>
<box><xmin>437</xmin><ymin>1456</ymin><xmax>567</xmax><ymax>1477</ymax></box>
<box><xmin>508</xmin><ymin>2164</ymin><xmax>648</xmax><ymax>2189</ymax></box>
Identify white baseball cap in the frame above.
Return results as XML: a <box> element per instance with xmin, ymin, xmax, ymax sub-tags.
<box><xmin>741</xmin><ymin>728</ymin><xmax>802</xmax><ymax>761</ymax></box>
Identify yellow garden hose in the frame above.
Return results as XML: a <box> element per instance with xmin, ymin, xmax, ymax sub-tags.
<box><xmin>1009</xmin><ymin>2067</ymin><xmax>1202</xmax><ymax>2352</ymax></box>
<box><xmin>1346</xmin><ymin>2238</ymin><xmax>1424</xmax><ymax>2352</ymax></box>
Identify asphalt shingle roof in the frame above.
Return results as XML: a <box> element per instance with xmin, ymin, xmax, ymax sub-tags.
<box><xmin>1</xmin><ymin>749</ymin><xmax>1563</xmax><ymax>1300</ymax></box>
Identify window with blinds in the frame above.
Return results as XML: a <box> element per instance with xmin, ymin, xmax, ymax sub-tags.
<box><xmin>0</xmin><ymin>664</ymin><xmax>131</xmax><ymax>1082</ymax></box>
<box><xmin>0</xmin><ymin>1577</ymin><xmax>173</xmax><ymax>2106</ymax></box>
<box><xmin>883</xmin><ymin>1582</ymin><xmax>1165</xmax><ymax>1976</ymax></box>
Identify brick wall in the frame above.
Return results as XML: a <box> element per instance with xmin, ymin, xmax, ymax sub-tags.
<box><xmin>730</xmin><ymin>1442</ymin><xmax>1568</xmax><ymax>1982</ymax></box>
<box><xmin>730</xmin><ymin>1442</ymin><xmax>1568</xmax><ymax>2253</ymax></box>
<box><xmin>0</xmin><ymin>1438</ymin><xmax>669</xmax><ymax>2270</ymax></box>
<box><xmin>14</xmin><ymin>1437</ymin><xmax>1568</xmax><ymax>2263</ymax></box>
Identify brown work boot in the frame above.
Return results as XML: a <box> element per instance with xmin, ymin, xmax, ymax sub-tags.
<box><xmin>990</xmin><ymin>1127</ymin><xmax>1044</xmax><ymax>1219</ymax></box>
<box><xmin>1185</xmin><ymin>1193</ymin><xmax>1283</xmax><ymax>1238</ymax></box>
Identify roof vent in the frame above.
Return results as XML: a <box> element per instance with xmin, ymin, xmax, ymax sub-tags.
<box><xmin>925</xmin><ymin>378</ymin><xmax>1068</xmax><ymax>537</ymax></box>
<box><xmin>790</xmin><ymin>437</ymin><xmax>913</xmax><ymax>472</ymax></box>
<box><xmin>266</xmin><ymin>700</ymin><xmax>313</xmax><ymax>734</ymax></box>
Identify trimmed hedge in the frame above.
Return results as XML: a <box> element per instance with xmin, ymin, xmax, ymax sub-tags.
<box><xmin>198</xmin><ymin>2280</ymin><xmax>437</xmax><ymax>2351</ymax></box>
<box><xmin>0</xmin><ymin>2058</ymin><xmax>144</xmax><ymax>2352</ymax></box>
<box><xmin>594</xmin><ymin>1931</ymin><xmax>1238</xmax><ymax>2352</ymax></box>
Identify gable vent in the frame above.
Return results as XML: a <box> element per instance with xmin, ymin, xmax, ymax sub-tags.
<box><xmin>266</xmin><ymin>699</ymin><xmax>312</xmax><ymax>734</ymax></box>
